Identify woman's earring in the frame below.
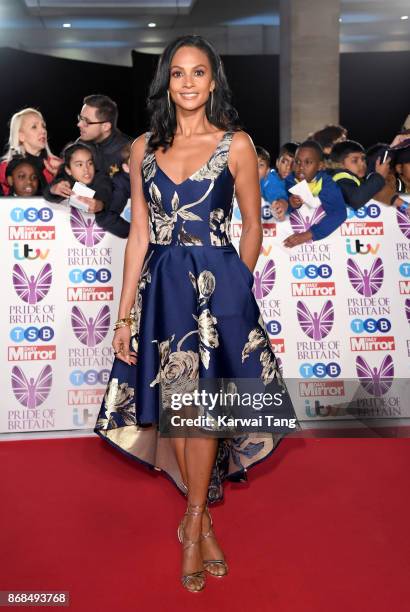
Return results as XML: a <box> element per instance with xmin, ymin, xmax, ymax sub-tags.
<box><xmin>167</xmin><ymin>90</ymin><xmax>171</xmax><ymax>113</ymax></box>
<box><xmin>210</xmin><ymin>90</ymin><xmax>214</xmax><ymax>117</ymax></box>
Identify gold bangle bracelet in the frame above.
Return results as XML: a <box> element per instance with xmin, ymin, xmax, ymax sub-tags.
<box><xmin>113</xmin><ymin>322</ymin><xmax>131</xmax><ymax>330</ymax></box>
<box><xmin>115</xmin><ymin>312</ymin><xmax>136</xmax><ymax>324</ymax></box>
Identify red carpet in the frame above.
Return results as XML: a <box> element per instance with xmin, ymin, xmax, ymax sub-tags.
<box><xmin>1</xmin><ymin>436</ymin><xmax>409</xmax><ymax>612</ymax></box>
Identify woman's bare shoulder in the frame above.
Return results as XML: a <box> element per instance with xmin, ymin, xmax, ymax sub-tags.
<box><xmin>130</xmin><ymin>133</ymin><xmax>150</xmax><ymax>163</ymax></box>
<box><xmin>230</xmin><ymin>130</ymin><xmax>256</xmax><ymax>153</ymax></box>
<box><xmin>131</xmin><ymin>133</ymin><xmax>149</xmax><ymax>149</ymax></box>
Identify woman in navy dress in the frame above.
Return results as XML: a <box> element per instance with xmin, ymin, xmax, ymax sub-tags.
<box><xmin>94</xmin><ymin>35</ymin><xmax>291</xmax><ymax>592</ymax></box>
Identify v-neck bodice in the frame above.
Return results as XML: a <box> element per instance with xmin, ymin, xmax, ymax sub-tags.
<box><xmin>152</xmin><ymin>131</ymin><xmax>233</xmax><ymax>186</ymax></box>
<box><xmin>141</xmin><ymin>131</ymin><xmax>235</xmax><ymax>246</ymax></box>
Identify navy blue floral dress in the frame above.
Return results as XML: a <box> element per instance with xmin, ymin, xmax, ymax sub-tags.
<box><xmin>94</xmin><ymin>131</ymin><xmax>289</xmax><ymax>503</ymax></box>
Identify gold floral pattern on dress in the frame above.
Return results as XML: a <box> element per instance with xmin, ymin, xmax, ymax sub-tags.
<box><xmin>196</xmin><ymin>309</ymin><xmax>219</xmax><ymax>348</ymax></box>
<box><xmin>150</xmin><ymin>270</ymin><xmax>219</xmax><ymax>393</ymax></box>
<box><xmin>192</xmin><ymin>270</ymin><xmax>218</xmax><ymax>366</ymax></box>
<box><xmin>141</xmin><ymin>131</ymin><xmax>156</xmax><ymax>182</ymax></box>
<box><xmin>143</xmin><ymin>132</ymin><xmax>234</xmax><ymax>246</ymax></box>
<box><xmin>189</xmin><ymin>270</ymin><xmax>216</xmax><ymax>306</ymax></box>
<box><xmin>148</xmin><ymin>181</ymin><xmax>216</xmax><ymax>246</ymax></box>
<box><xmin>142</xmin><ymin>151</ymin><xmax>156</xmax><ymax>182</ymax></box>
<box><xmin>190</xmin><ymin>133</ymin><xmax>233</xmax><ymax>182</ymax></box>
<box><xmin>259</xmin><ymin>349</ymin><xmax>278</xmax><ymax>386</ymax></box>
<box><xmin>177</xmin><ymin>223</ymin><xmax>202</xmax><ymax>246</ymax></box>
<box><xmin>150</xmin><ymin>337</ymin><xmax>199</xmax><ymax>408</ymax></box>
<box><xmin>148</xmin><ymin>182</ymin><xmax>176</xmax><ymax>243</ymax></box>
<box><xmin>131</xmin><ymin>252</ymin><xmax>153</xmax><ymax>352</ymax></box>
<box><xmin>242</xmin><ymin>327</ymin><xmax>267</xmax><ymax>361</ymax></box>
<box><xmin>210</xmin><ymin>207</ymin><xmax>231</xmax><ymax>246</ymax></box>
<box><xmin>130</xmin><ymin>294</ymin><xmax>142</xmax><ymax>353</ymax></box>
<box><xmin>150</xmin><ymin>338</ymin><xmax>199</xmax><ymax>389</ymax></box>
<box><xmin>199</xmin><ymin>345</ymin><xmax>210</xmax><ymax>369</ymax></box>
<box><xmin>242</xmin><ymin>315</ymin><xmax>282</xmax><ymax>386</ymax></box>
<box><xmin>95</xmin><ymin>378</ymin><xmax>136</xmax><ymax>430</ymax></box>
<box><xmin>197</xmin><ymin>271</ymin><xmax>216</xmax><ymax>304</ymax></box>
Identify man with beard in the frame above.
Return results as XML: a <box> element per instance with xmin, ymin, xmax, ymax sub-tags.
<box><xmin>76</xmin><ymin>94</ymin><xmax>132</xmax><ymax>178</ymax></box>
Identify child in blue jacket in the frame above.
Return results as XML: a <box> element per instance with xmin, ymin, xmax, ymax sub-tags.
<box><xmin>278</xmin><ymin>140</ymin><xmax>347</xmax><ymax>248</ymax></box>
<box><xmin>257</xmin><ymin>143</ymin><xmax>298</xmax><ymax>220</ymax></box>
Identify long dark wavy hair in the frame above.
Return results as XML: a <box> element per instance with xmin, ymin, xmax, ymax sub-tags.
<box><xmin>146</xmin><ymin>35</ymin><xmax>240</xmax><ymax>152</ymax></box>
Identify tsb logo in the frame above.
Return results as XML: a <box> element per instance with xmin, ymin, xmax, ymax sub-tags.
<box><xmin>70</xmin><ymin>370</ymin><xmax>110</xmax><ymax>386</ymax></box>
<box><xmin>299</xmin><ymin>362</ymin><xmax>341</xmax><ymax>378</ymax></box>
<box><xmin>292</xmin><ymin>264</ymin><xmax>332</xmax><ymax>279</ymax></box>
<box><xmin>10</xmin><ymin>326</ymin><xmax>54</xmax><ymax>342</ymax></box>
<box><xmin>399</xmin><ymin>263</ymin><xmax>410</xmax><ymax>278</ymax></box>
<box><xmin>350</xmin><ymin>318</ymin><xmax>391</xmax><ymax>334</ymax></box>
<box><xmin>10</xmin><ymin>207</ymin><xmax>53</xmax><ymax>223</ymax></box>
<box><xmin>261</xmin><ymin>202</ymin><xmax>274</xmax><ymax>220</ymax></box>
<box><xmin>266</xmin><ymin>320</ymin><xmax>282</xmax><ymax>335</ymax></box>
<box><xmin>346</xmin><ymin>203</ymin><xmax>380</xmax><ymax>219</ymax></box>
<box><xmin>69</xmin><ymin>268</ymin><xmax>112</xmax><ymax>284</ymax></box>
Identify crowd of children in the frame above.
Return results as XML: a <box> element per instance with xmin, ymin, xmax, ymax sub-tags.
<box><xmin>0</xmin><ymin>101</ymin><xmax>132</xmax><ymax>238</ymax></box>
<box><xmin>257</xmin><ymin>123</ymin><xmax>410</xmax><ymax>247</ymax></box>
<box><xmin>1</xmin><ymin>104</ymin><xmax>409</xmax><ymax>246</ymax></box>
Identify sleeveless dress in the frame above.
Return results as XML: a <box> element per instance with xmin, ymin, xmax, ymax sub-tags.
<box><xmin>94</xmin><ymin>131</ymin><xmax>292</xmax><ymax>503</ymax></box>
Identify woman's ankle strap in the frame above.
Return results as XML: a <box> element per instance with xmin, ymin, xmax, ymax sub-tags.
<box><xmin>186</xmin><ymin>502</ymin><xmax>206</xmax><ymax>515</ymax></box>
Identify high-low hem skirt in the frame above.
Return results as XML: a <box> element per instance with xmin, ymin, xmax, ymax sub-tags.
<box><xmin>94</xmin><ymin>243</ymin><xmax>290</xmax><ymax>504</ymax></box>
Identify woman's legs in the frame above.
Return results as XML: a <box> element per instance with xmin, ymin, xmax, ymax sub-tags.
<box><xmin>178</xmin><ymin>437</ymin><xmax>217</xmax><ymax>590</ymax></box>
<box><xmin>173</xmin><ymin>436</ymin><xmax>227</xmax><ymax>589</ymax></box>
<box><xmin>184</xmin><ymin>436</ymin><xmax>218</xmax><ymax>502</ymax></box>
<box><xmin>171</xmin><ymin>437</ymin><xmax>188</xmax><ymax>488</ymax></box>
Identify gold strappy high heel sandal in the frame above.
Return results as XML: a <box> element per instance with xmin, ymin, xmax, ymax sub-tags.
<box><xmin>201</xmin><ymin>505</ymin><xmax>228</xmax><ymax>578</ymax></box>
<box><xmin>178</xmin><ymin>502</ymin><xmax>206</xmax><ymax>593</ymax></box>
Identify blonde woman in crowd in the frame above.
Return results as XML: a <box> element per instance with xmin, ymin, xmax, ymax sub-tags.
<box><xmin>0</xmin><ymin>107</ymin><xmax>61</xmax><ymax>195</ymax></box>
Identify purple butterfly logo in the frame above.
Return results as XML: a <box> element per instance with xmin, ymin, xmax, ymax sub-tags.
<box><xmin>289</xmin><ymin>206</ymin><xmax>325</xmax><ymax>233</ymax></box>
<box><xmin>396</xmin><ymin>208</ymin><xmax>410</xmax><ymax>239</ymax></box>
<box><xmin>70</xmin><ymin>208</ymin><xmax>105</xmax><ymax>247</ymax></box>
<box><xmin>253</xmin><ymin>260</ymin><xmax>276</xmax><ymax>299</ymax></box>
<box><xmin>347</xmin><ymin>257</ymin><xmax>383</xmax><ymax>297</ymax></box>
<box><xmin>71</xmin><ymin>305</ymin><xmax>110</xmax><ymax>347</ymax></box>
<box><xmin>297</xmin><ymin>300</ymin><xmax>334</xmax><ymax>340</ymax></box>
<box><xmin>405</xmin><ymin>298</ymin><xmax>410</xmax><ymax>324</ymax></box>
<box><xmin>356</xmin><ymin>355</ymin><xmax>394</xmax><ymax>397</ymax></box>
<box><xmin>11</xmin><ymin>365</ymin><xmax>52</xmax><ymax>409</ymax></box>
<box><xmin>12</xmin><ymin>263</ymin><xmax>52</xmax><ymax>304</ymax></box>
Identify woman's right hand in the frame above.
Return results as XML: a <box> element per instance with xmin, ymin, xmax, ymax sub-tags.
<box><xmin>50</xmin><ymin>180</ymin><xmax>72</xmax><ymax>198</ymax></box>
<box><xmin>112</xmin><ymin>326</ymin><xmax>137</xmax><ymax>366</ymax></box>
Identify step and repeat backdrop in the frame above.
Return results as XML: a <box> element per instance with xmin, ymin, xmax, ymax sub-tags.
<box><xmin>231</xmin><ymin>198</ymin><xmax>410</xmax><ymax>430</ymax></box>
<box><xmin>1</xmin><ymin>198</ymin><xmax>409</xmax><ymax>436</ymax></box>
<box><xmin>1</xmin><ymin>199</ymin><xmax>126</xmax><ymax>435</ymax></box>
